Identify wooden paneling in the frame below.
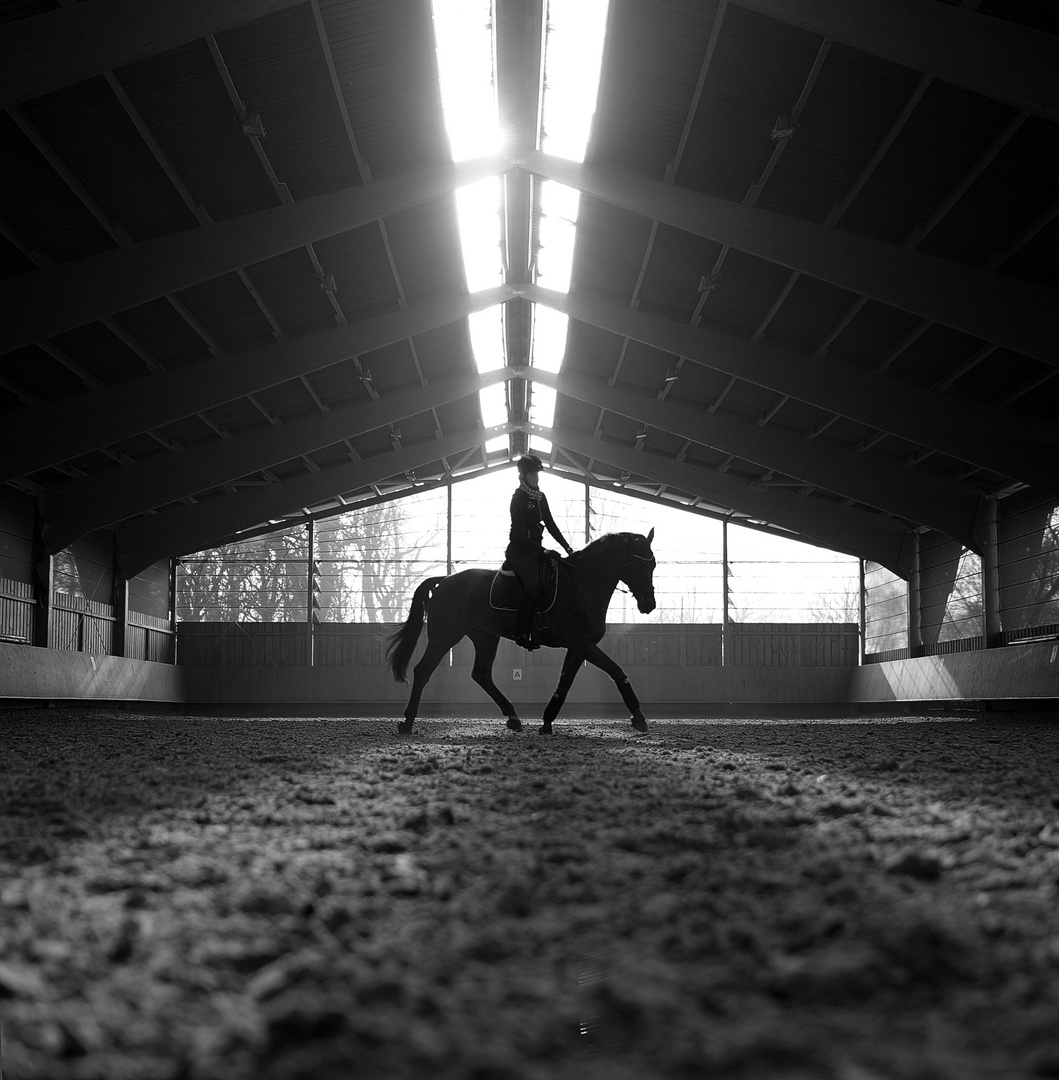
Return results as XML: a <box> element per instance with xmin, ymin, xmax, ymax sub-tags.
<box><xmin>177</xmin><ymin>622</ymin><xmax>308</xmax><ymax>667</ymax></box>
<box><xmin>727</xmin><ymin>623</ymin><xmax>858</xmax><ymax>667</ymax></box>
<box><xmin>50</xmin><ymin>594</ymin><xmax>114</xmax><ymax>655</ymax></box>
<box><xmin>0</xmin><ymin>577</ymin><xmax>34</xmax><ymax>643</ymax></box>
<box><xmin>128</xmin><ymin>612</ymin><xmax>175</xmax><ymax>664</ymax></box>
<box><xmin>177</xmin><ymin>621</ymin><xmax>854</xmax><ymax>672</ymax></box>
<box><xmin>313</xmin><ymin>624</ymin><xmax>385</xmax><ymax>668</ymax></box>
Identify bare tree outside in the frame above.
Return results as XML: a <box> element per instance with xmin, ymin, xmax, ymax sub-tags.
<box><xmin>316</xmin><ymin>493</ymin><xmax>447</xmax><ymax>623</ymax></box>
<box><xmin>938</xmin><ymin>550</ymin><xmax>983</xmax><ymax>642</ymax></box>
<box><xmin>176</xmin><ymin>474</ymin><xmax>881</xmax><ymax>630</ymax></box>
<box><xmin>1025</xmin><ymin>510</ymin><xmax>1059</xmax><ymax>625</ymax></box>
<box><xmin>177</xmin><ymin>527</ymin><xmax>309</xmax><ymax>622</ymax></box>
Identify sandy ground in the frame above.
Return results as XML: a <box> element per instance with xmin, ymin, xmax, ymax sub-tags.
<box><xmin>1</xmin><ymin>706</ymin><xmax>1059</xmax><ymax>1080</ymax></box>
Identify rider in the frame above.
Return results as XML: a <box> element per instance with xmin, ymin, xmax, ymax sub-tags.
<box><xmin>507</xmin><ymin>454</ymin><xmax>575</xmax><ymax>650</ymax></box>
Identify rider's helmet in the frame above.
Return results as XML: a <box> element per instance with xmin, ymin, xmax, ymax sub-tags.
<box><xmin>516</xmin><ymin>454</ymin><xmax>543</xmax><ymax>474</ymax></box>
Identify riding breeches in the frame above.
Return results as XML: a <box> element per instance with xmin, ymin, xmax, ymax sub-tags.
<box><xmin>505</xmin><ymin>544</ymin><xmax>541</xmax><ymax>600</ymax></box>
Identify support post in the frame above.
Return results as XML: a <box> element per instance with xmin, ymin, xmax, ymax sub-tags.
<box><xmin>169</xmin><ymin>558</ymin><xmax>179</xmax><ymax>665</ymax></box>
<box><xmin>447</xmin><ymin>482</ymin><xmax>453</xmax><ymax>575</ymax></box>
<box><xmin>858</xmin><ymin>558</ymin><xmax>866</xmax><ymax>666</ymax></box>
<box><xmin>32</xmin><ymin>504</ymin><xmax>53</xmax><ymax>649</ymax></box>
<box><xmin>979</xmin><ymin>496</ymin><xmax>1002</xmax><ymax>648</ymax></box>
<box><xmin>721</xmin><ymin>516</ymin><xmax>730</xmax><ymax>667</ymax></box>
<box><xmin>907</xmin><ymin>534</ymin><xmax>923</xmax><ymax>657</ymax></box>
<box><xmin>306</xmin><ymin>520</ymin><xmax>317</xmax><ymax>667</ymax></box>
<box><xmin>112</xmin><ymin>536</ymin><xmax>129</xmax><ymax>659</ymax></box>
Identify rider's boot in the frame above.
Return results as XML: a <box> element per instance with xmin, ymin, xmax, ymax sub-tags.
<box><xmin>514</xmin><ymin>597</ymin><xmax>539</xmax><ymax>650</ymax></box>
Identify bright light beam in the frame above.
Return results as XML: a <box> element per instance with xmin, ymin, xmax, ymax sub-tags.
<box><xmin>529</xmin><ymin>0</ymin><xmax>610</xmax><ymax>434</ymax></box>
<box><xmin>432</xmin><ymin>0</ymin><xmax>506</xmax><ymax>445</ymax></box>
<box><xmin>432</xmin><ymin>1</ymin><xmax>501</xmax><ymax>162</ymax></box>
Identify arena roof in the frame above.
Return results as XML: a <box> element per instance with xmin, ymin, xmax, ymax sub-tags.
<box><xmin>1</xmin><ymin>0</ymin><xmax>1057</xmax><ymax>577</ymax></box>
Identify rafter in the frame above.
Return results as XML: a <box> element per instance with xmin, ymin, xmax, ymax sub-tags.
<box><xmin>735</xmin><ymin>0</ymin><xmax>1059</xmax><ymax>124</ymax></box>
<box><xmin>527</xmin><ymin>368</ymin><xmax>981</xmax><ymax>547</ymax></box>
<box><xmin>117</xmin><ymin>426</ymin><xmax>511</xmax><ymax>577</ymax></box>
<box><xmin>0</xmin><ymin>0</ymin><xmax>307</xmax><ymax>108</ymax></box>
<box><xmin>524</xmin><ymin>284</ymin><xmax>1059</xmax><ymax>494</ymax></box>
<box><xmin>543</xmin><ymin>425</ymin><xmax>914</xmax><ymax>576</ymax></box>
<box><xmin>524</xmin><ymin>152</ymin><xmax>1057</xmax><ymax>367</ymax></box>
<box><xmin>0</xmin><ymin>155</ymin><xmax>510</xmax><ymax>355</ymax></box>
<box><xmin>43</xmin><ymin>368</ymin><xmax>512</xmax><ymax>550</ymax></box>
<box><xmin>0</xmin><ymin>288</ymin><xmax>511</xmax><ymax>483</ymax></box>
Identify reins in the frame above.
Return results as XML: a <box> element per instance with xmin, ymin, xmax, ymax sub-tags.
<box><xmin>561</xmin><ymin>536</ymin><xmax>655</xmax><ymax>598</ymax></box>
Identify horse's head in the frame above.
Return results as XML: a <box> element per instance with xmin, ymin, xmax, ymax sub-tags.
<box><xmin>621</xmin><ymin>528</ymin><xmax>657</xmax><ymax>614</ymax></box>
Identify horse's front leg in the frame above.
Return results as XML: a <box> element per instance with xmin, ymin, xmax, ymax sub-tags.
<box><xmin>539</xmin><ymin>650</ymin><xmax>584</xmax><ymax>735</ymax></box>
<box><xmin>581</xmin><ymin>641</ymin><xmax>647</xmax><ymax>732</ymax></box>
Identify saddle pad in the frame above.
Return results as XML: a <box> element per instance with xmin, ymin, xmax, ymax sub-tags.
<box><xmin>488</xmin><ymin>561</ymin><xmax>558</xmax><ymax>612</ymax></box>
<box><xmin>489</xmin><ymin>569</ymin><xmax>520</xmax><ymax>610</ymax></box>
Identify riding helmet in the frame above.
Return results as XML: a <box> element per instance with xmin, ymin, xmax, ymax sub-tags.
<box><xmin>516</xmin><ymin>454</ymin><xmax>543</xmax><ymax>473</ymax></box>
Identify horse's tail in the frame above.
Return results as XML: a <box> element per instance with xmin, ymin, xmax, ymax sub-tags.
<box><xmin>386</xmin><ymin>577</ymin><xmax>444</xmax><ymax>683</ymax></box>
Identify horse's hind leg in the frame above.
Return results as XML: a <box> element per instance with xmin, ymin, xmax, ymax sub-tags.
<box><xmin>398</xmin><ymin>637</ymin><xmax>452</xmax><ymax>735</ymax></box>
<box><xmin>468</xmin><ymin>630</ymin><xmax>521</xmax><ymax>731</ymax></box>
<box><xmin>539</xmin><ymin>650</ymin><xmax>584</xmax><ymax>735</ymax></box>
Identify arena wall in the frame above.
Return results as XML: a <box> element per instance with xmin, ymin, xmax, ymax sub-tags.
<box><xmin>0</xmin><ymin>641</ymin><xmax>187</xmax><ymax>704</ymax></box>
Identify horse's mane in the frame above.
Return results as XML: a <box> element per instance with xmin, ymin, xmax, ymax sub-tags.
<box><xmin>569</xmin><ymin>532</ymin><xmax>639</xmax><ymax>562</ymax></box>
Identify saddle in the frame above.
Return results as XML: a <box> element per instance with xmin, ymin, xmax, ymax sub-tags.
<box><xmin>489</xmin><ymin>554</ymin><xmax>559</xmax><ymax>613</ymax></box>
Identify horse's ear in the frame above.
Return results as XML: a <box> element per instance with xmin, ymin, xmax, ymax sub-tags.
<box><xmin>647</xmin><ymin>527</ymin><xmax>655</xmax><ymax>545</ymax></box>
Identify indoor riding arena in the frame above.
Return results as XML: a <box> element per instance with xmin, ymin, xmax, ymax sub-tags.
<box><xmin>2</xmin><ymin>2</ymin><xmax>1058</xmax><ymax>1079</ymax></box>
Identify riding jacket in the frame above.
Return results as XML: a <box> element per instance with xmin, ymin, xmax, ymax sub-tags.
<box><xmin>508</xmin><ymin>487</ymin><xmax>572</xmax><ymax>554</ymax></box>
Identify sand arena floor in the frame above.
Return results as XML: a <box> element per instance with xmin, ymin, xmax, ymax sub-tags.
<box><xmin>1</xmin><ymin>706</ymin><xmax>1059</xmax><ymax>1079</ymax></box>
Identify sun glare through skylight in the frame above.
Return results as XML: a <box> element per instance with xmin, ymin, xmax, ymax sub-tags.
<box><xmin>432</xmin><ymin>0</ymin><xmax>609</xmax><ymax>464</ymax></box>
<box><xmin>432</xmin><ymin>2</ymin><xmax>501</xmax><ymax>163</ymax></box>
<box><xmin>432</xmin><ymin>0</ymin><xmax>505</xmax><ymax>447</ymax></box>
<box><xmin>529</xmin><ymin>0</ymin><xmax>609</xmax><ymax>434</ymax></box>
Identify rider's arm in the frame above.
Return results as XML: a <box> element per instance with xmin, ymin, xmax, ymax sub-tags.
<box><xmin>540</xmin><ymin>495</ymin><xmax>574</xmax><ymax>554</ymax></box>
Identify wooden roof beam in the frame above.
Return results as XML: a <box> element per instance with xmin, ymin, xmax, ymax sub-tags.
<box><xmin>0</xmin><ymin>287</ymin><xmax>510</xmax><ymax>483</ymax></box>
<box><xmin>0</xmin><ymin>155</ymin><xmax>510</xmax><ymax>355</ymax></box>
<box><xmin>524</xmin><ymin>152</ymin><xmax>1057</xmax><ymax>367</ymax></box>
<box><xmin>524</xmin><ymin>284</ymin><xmax>1059</xmax><ymax>495</ymax></box>
<box><xmin>527</xmin><ymin>367</ymin><xmax>981</xmax><ymax>548</ymax></box>
<box><xmin>0</xmin><ymin>0</ymin><xmax>307</xmax><ymax>108</ymax></box>
<box><xmin>44</xmin><ymin>368</ymin><xmax>512</xmax><ymax>550</ymax></box>
<box><xmin>735</xmin><ymin>0</ymin><xmax>1059</xmax><ymax>124</ymax></box>
<box><xmin>543</xmin><ymin>424</ymin><xmax>915</xmax><ymax>577</ymax></box>
<box><xmin>117</xmin><ymin>426</ymin><xmax>510</xmax><ymax>577</ymax></box>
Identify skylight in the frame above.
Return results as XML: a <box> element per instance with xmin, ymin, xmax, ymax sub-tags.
<box><xmin>432</xmin><ymin>2</ymin><xmax>501</xmax><ymax>163</ymax></box>
<box><xmin>432</xmin><ymin>0</ymin><xmax>505</xmax><ymax>453</ymax></box>
<box><xmin>529</xmin><ymin>0</ymin><xmax>609</xmax><ymax>433</ymax></box>
<box><xmin>539</xmin><ymin>1</ymin><xmax>609</xmax><ymax>164</ymax></box>
<box><xmin>432</xmin><ymin>0</ymin><xmax>610</xmax><ymax>465</ymax></box>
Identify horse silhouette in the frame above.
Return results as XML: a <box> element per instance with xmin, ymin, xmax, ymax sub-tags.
<box><xmin>386</xmin><ymin>531</ymin><xmax>657</xmax><ymax>734</ymax></box>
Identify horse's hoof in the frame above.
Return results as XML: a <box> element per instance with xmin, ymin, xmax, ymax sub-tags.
<box><xmin>506</xmin><ymin>715</ymin><xmax>523</xmax><ymax>732</ymax></box>
<box><xmin>538</xmin><ymin>724</ymin><xmax>553</xmax><ymax>736</ymax></box>
<box><xmin>631</xmin><ymin>715</ymin><xmax>648</xmax><ymax>733</ymax></box>
<box><xmin>396</xmin><ymin>721</ymin><xmax>414</xmax><ymax>735</ymax></box>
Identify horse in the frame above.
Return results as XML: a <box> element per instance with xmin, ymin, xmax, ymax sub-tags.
<box><xmin>386</xmin><ymin>530</ymin><xmax>657</xmax><ymax>735</ymax></box>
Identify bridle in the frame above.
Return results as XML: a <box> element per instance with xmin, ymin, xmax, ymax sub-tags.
<box><xmin>564</xmin><ymin>534</ymin><xmax>655</xmax><ymax>600</ymax></box>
